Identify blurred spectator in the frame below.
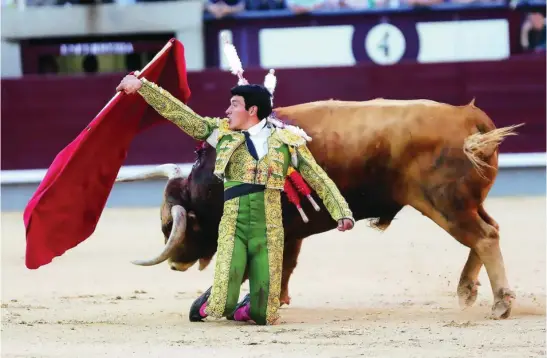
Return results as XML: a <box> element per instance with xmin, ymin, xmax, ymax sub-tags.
<box><xmin>284</xmin><ymin>0</ymin><xmax>339</xmax><ymax>13</ymax></box>
<box><xmin>205</xmin><ymin>0</ymin><xmax>245</xmax><ymax>18</ymax></box>
<box><xmin>37</xmin><ymin>55</ymin><xmax>59</xmax><ymax>74</ymax></box>
<box><xmin>339</xmin><ymin>0</ymin><xmax>373</xmax><ymax>9</ymax></box>
<box><xmin>82</xmin><ymin>54</ymin><xmax>99</xmax><ymax>74</ymax></box>
<box><xmin>405</xmin><ymin>0</ymin><xmax>443</xmax><ymax>7</ymax></box>
<box><xmin>521</xmin><ymin>12</ymin><xmax>546</xmax><ymax>52</ymax></box>
<box><xmin>125</xmin><ymin>53</ymin><xmax>143</xmax><ymax>72</ymax></box>
<box><xmin>25</xmin><ymin>0</ymin><xmax>56</xmax><ymax>6</ymax></box>
<box><xmin>246</xmin><ymin>0</ymin><xmax>285</xmax><ymax>10</ymax></box>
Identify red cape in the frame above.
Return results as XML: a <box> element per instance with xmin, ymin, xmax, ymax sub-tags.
<box><xmin>23</xmin><ymin>38</ymin><xmax>192</xmax><ymax>269</ymax></box>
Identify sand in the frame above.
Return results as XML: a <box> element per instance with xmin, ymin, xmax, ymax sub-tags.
<box><xmin>1</xmin><ymin>196</ymin><xmax>545</xmax><ymax>357</ymax></box>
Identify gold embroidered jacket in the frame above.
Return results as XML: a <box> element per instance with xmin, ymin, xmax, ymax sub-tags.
<box><xmin>137</xmin><ymin>78</ymin><xmax>353</xmax><ymax>222</ymax></box>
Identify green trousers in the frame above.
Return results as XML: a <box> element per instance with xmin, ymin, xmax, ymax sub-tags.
<box><xmin>204</xmin><ymin>187</ymin><xmax>284</xmax><ymax>325</ymax></box>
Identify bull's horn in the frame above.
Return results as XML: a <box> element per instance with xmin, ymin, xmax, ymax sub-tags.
<box><xmin>198</xmin><ymin>257</ymin><xmax>212</xmax><ymax>271</ymax></box>
<box><xmin>131</xmin><ymin>205</ymin><xmax>187</xmax><ymax>266</ymax></box>
<box><xmin>116</xmin><ymin>164</ymin><xmax>184</xmax><ymax>182</ymax></box>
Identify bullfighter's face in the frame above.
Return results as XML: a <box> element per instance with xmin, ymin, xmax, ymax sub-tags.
<box><xmin>226</xmin><ymin>95</ymin><xmax>254</xmax><ymax>130</ymax></box>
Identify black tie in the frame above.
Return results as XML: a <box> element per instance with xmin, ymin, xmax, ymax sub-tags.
<box><xmin>243</xmin><ymin>131</ymin><xmax>258</xmax><ymax>160</ymax></box>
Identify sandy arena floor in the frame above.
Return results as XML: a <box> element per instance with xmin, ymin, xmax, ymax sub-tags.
<box><xmin>1</xmin><ymin>196</ymin><xmax>545</xmax><ymax>357</ymax></box>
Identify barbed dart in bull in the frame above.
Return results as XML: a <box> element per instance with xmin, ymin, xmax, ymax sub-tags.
<box><xmin>287</xmin><ymin>167</ymin><xmax>321</xmax><ymax>212</ymax></box>
<box><xmin>283</xmin><ymin>176</ymin><xmax>309</xmax><ymax>223</ymax></box>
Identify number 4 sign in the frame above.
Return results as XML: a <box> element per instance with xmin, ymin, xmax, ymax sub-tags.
<box><xmin>365</xmin><ymin>23</ymin><xmax>407</xmax><ymax>65</ymax></box>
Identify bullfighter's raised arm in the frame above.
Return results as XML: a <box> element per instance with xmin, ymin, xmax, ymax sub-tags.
<box><xmin>295</xmin><ymin>144</ymin><xmax>354</xmax><ymax>225</ymax></box>
<box><xmin>118</xmin><ymin>75</ymin><xmax>221</xmax><ymax>142</ymax></box>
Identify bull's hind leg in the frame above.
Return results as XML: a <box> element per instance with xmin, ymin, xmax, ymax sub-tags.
<box><xmin>412</xmin><ymin>198</ymin><xmax>514</xmax><ymax>319</ymax></box>
<box><xmin>457</xmin><ymin>205</ymin><xmax>501</xmax><ymax>308</ymax></box>
<box><xmin>457</xmin><ymin>249</ymin><xmax>482</xmax><ymax>308</ymax></box>
<box><xmin>446</xmin><ymin>210</ymin><xmax>514</xmax><ymax>318</ymax></box>
<box><xmin>470</xmin><ymin>212</ymin><xmax>515</xmax><ymax>319</ymax></box>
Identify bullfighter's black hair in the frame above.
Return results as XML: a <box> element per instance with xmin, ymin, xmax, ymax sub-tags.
<box><xmin>230</xmin><ymin>84</ymin><xmax>272</xmax><ymax>120</ymax></box>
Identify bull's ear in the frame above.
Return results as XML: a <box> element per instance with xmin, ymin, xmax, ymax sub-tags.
<box><xmin>198</xmin><ymin>257</ymin><xmax>212</xmax><ymax>271</ymax></box>
<box><xmin>188</xmin><ymin>211</ymin><xmax>201</xmax><ymax>232</ymax></box>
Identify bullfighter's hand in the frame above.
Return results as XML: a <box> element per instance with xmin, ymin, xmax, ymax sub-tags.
<box><xmin>337</xmin><ymin>218</ymin><xmax>354</xmax><ymax>232</ymax></box>
<box><xmin>116</xmin><ymin>74</ymin><xmax>142</xmax><ymax>95</ymax></box>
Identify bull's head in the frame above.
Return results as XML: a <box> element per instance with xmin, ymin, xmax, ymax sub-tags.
<box><xmin>115</xmin><ymin>143</ymin><xmax>223</xmax><ymax>272</ymax></box>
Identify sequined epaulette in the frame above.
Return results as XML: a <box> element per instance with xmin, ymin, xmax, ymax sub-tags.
<box><xmin>274</xmin><ymin>127</ymin><xmax>307</xmax><ymax>147</ymax></box>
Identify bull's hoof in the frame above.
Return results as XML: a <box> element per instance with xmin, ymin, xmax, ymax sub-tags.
<box><xmin>491</xmin><ymin>288</ymin><xmax>516</xmax><ymax>320</ymax></box>
<box><xmin>457</xmin><ymin>279</ymin><xmax>480</xmax><ymax>308</ymax></box>
<box><xmin>280</xmin><ymin>293</ymin><xmax>291</xmax><ymax>306</ymax></box>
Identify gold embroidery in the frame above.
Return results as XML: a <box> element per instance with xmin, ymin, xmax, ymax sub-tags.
<box><xmin>225</xmin><ymin>145</ymin><xmax>260</xmax><ymax>184</ymax></box>
<box><xmin>217</xmin><ymin>119</ymin><xmax>231</xmax><ymax>143</ymax></box>
<box><xmin>215</xmin><ymin>132</ymin><xmax>290</xmax><ymax>189</ymax></box>
<box><xmin>137</xmin><ymin>78</ymin><xmax>220</xmax><ymax>140</ymax></box>
<box><xmin>205</xmin><ymin>197</ymin><xmax>240</xmax><ymax>318</ymax></box>
<box><xmin>263</xmin><ymin>135</ymin><xmax>289</xmax><ymax>190</ymax></box>
<box><xmin>218</xmin><ymin>118</ymin><xmax>230</xmax><ymax>132</ymax></box>
<box><xmin>255</xmin><ymin>157</ymin><xmax>271</xmax><ymax>186</ymax></box>
<box><xmin>264</xmin><ymin>189</ymin><xmax>284</xmax><ymax>325</ymax></box>
<box><xmin>214</xmin><ymin>134</ymin><xmax>245</xmax><ymax>178</ymax></box>
<box><xmin>266</xmin><ymin>149</ymin><xmax>286</xmax><ymax>189</ymax></box>
<box><xmin>296</xmin><ymin>145</ymin><xmax>354</xmax><ymax>222</ymax></box>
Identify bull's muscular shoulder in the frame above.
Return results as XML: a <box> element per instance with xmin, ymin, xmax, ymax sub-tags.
<box><xmin>274</xmin><ymin>127</ymin><xmax>307</xmax><ymax>147</ymax></box>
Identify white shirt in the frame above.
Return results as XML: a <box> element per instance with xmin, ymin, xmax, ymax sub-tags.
<box><xmin>206</xmin><ymin>118</ymin><xmax>271</xmax><ymax>160</ymax></box>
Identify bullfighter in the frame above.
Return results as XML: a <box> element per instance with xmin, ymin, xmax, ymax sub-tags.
<box><xmin>115</xmin><ymin>74</ymin><xmax>354</xmax><ymax>325</ymax></box>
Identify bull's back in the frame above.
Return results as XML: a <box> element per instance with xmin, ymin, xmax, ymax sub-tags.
<box><xmin>274</xmin><ymin>99</ymin><xmax>493</xmax><ymax>168</ymax></box>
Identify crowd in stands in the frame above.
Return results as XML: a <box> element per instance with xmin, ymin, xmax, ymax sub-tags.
<box><xmin>206</xmin><ymin>0</ymin><xmax>508</xmax><ymax>15</ymax></box>
<box><xmin>2</xmin><ymin>0</ymin><xmax>544</xmax><ymax>10</ymax></box>
<box><xmin>202</xmin><ymin>0</ymin><xmax>545</xmax><ymax>53</ymax></box>
<box><xmin>2</xmin><ymin>0</ymin><xmax>544</xmax><ymax>53</ymax></box>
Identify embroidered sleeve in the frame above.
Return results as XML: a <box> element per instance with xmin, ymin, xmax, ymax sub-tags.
<box><xmin>296</xmin><ymin>145</ymin><xmax>354</xmax><ymax>223</ymax></box>
<box><xmin>137</xmin><ymin>77</ymin><xmax>220</xmax><ymax>141</ymax></box>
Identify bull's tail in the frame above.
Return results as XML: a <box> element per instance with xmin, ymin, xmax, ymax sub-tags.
<box><xmin>463</xmin><ymin>123</ymin><xmax>524</xmax><ymax>177</ymax></box>
<box><xmin>115</xmin><ymin>164</ymin><xmax>184</xmax><ymax>182</ymax></box>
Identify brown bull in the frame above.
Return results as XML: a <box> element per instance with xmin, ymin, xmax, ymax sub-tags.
<box><xmin>116</xmin><ymin>98</ymin><xmax>522</xmax><ymax>319</ymax></box>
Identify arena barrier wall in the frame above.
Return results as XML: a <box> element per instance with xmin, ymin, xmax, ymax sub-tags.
<box><xmin>1</xmin><ymin>152</ymin><xmax>545</xmax><ymax>212</ymax></box>
<box><xmin>2</xmin><ymin>54</ymin><xmax>545</xmax><ymax>209</ymax></box>
<box><xmin>1</xmin><ymin>152</ymin><xmax>544</xmax><ymax>185</ymax></box>
<box><xmin>2</xmin><ymin>54</ymin><xmax>545</xmax><ymax>172</ymax></box>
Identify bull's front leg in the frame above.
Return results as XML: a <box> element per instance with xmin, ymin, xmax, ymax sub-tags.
<box><xmin>280</xmin><ymin>238</ymin><xmax>303</xmax><ymax>306</ymax></box>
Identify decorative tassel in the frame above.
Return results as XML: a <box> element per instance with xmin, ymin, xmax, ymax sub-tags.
<box><xmin>288</xmin><ymin>167</ymin><xmax>321</xmax><ymax>212</ymax></box>
<box><xmin>264</xmin><ymin>69</ymin><xmax>276</xmax><ymax>94</ymax></box>
<box><xmin>284</xmin><ymin>177</ymin><xmax>309</xmax><ymax>223</ymax></box>
<box><xmin>194</xmin><ymin>141</ymin><xmax>207</xmax><ymax>153</ymax></box>
<box><xmin>264</xmin><ymin>69</ymin><xmax>277</xmax><ymax>106</ymax></box>
<box><xmin>221</xmin><ymin>33</ymin><xmax>247</xmax><ymax>85</ymax></box>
